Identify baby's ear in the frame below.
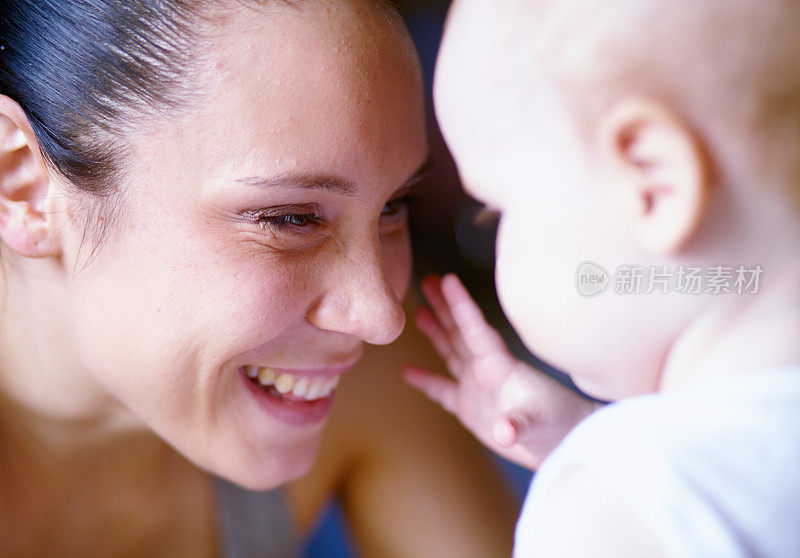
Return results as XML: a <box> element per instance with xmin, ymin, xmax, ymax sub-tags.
<box><xmin>0</xmin><ymin>95</ymin><xmax>62</xmax><ymax>258</ymax></box>
<box><xmin>597</xmin><ymin>98</ymin><xmax>712</xmax><ymax>255</ymax></box>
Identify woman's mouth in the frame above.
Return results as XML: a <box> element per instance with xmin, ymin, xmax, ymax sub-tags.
<box><xmin>239</xmin><ymin>365</ymin><xmax>347</xmax><ymax>427</ymax></box>
<box><xmin>243</xmin><ymin>365</ymin><xmax>341</xmax><ymax>400</ymax></box>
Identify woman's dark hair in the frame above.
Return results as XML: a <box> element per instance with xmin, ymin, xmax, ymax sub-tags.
<box><xmin>0</xmin><ymin>0</ymin><xmax>241</xmax><ymax>258</ymax></box>
<box><xmin>0</xmin><ymin>0</ymin><xmax>217</xmax><ymax>198</ymax></box>
<box><xmin>0</xmin><ymin>0</ymin><xmax>399</xmax><ymax>194</ymax></box>
<box><xmin>0</xmin><ymin>0</ymin><xmax>400</xmax><ymax>252</ymax></box>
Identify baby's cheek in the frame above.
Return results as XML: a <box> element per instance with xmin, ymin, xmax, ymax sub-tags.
<box><xmin>495</xmin><ymin>219</ymin><xmax>573</xmax><ymax>354</ymax></box>
<box><xmin>495</xmin><ymin>219</ymin><xmax>542</xmax><ymax>303</ymax></box>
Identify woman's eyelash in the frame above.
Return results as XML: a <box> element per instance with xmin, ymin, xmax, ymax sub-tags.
<box><xmin>245</xmin><ymin>194</ymin><xmax>420</xmax><ymax>233</ymax></box>
<box><xmin>245</xmin><ymin>206</ymin><xmax>323</xmax><ymax>231</ymax></box>
<box><xmin>258</xmin><ymin>213</ymin><xmax>322</xmax><ymax>230</ymax></box>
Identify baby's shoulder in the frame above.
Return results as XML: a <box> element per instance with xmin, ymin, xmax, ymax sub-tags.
<box><xmin>518</xmin><ymin>367</ymin><xmax>800</xmax><ymax>558</ymax></box>
<box><xmin>577</xmin><ymin>366</ymin><xmax>800</xmax><ymax>462</ymax></box>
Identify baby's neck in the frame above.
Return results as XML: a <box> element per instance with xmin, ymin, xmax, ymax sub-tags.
<box><xmin>660</xmin><ymin>269</ymin><xmax>800</xmax><ymax>391</ymax></box>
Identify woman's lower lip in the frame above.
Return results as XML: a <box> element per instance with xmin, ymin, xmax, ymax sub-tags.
<box><xmin>241</xmin><ymin>372</ymin><xmax>334</xmax><ymax>427</ymax></box>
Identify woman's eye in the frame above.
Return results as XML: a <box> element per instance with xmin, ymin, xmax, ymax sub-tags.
<box><xmin>259</xmin><ymin>213</ymin><xmax>321</xmax><ymax>230</ymax></box>
<box><xmin>272</xmin><ymin>214</ymin><xmax>314</xmax><ymax>227</ymax></box>
<box><xmin>247</xmin><ymin>206</ymin><xmax>323</xmax><ymax>233</ymax></box>
<box><xmin>381</xmin><ymin>194</ymin><xmax>419</xmax><ymax>218</ymax></box>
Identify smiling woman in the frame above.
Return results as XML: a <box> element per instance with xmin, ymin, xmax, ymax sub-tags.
<box><xmin>0</xmin><ymin>0</ymin><xmax>425</xmax><ymax>485</ymax></box>
<box><xmin>0</xmin><ymin>0</ymin><xmax>518</xmax><ymax>556</ymax></box>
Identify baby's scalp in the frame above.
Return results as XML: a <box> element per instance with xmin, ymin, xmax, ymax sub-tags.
<box><xmin>510</xmin><ymin>0</ymin><xmax>800</xmax><ymax>186</ymax></box>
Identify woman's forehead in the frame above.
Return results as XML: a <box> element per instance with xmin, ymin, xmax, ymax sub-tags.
<box><xmin>126</xmin><ymin>0</ymin><xmax>426</xmax><ymax>202</ymax></box>
<box><xmin>204</xmin><ymin>0</ymin><xmax>409</xmax><ymax>72</ymax></box>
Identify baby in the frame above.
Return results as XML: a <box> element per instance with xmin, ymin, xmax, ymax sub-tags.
<box><xmin>405</xmin><ymin>0</ymin><xmax>800</xmax><ymax>556</ymax></box>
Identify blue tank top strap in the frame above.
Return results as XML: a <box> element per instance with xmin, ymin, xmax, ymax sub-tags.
<box><xmin>212</xmin><ymin>475</ymin><xmax>298</xmax><ymax>558</ymax></box>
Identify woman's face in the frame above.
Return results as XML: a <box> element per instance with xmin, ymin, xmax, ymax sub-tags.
<box><xmin>61</xmin><ymin>1</ymin><xmax>428</xmax><ymax>488</ymax></box>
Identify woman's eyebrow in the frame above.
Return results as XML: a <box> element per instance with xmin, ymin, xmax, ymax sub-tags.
<box><xmin>235</xmin><ymin>153</ymin><xmax>433</xmax><ymax>195</ymax></box>
<box><xmin>236</xmin><ymin>173</ymin><xmax>358</xmax><ymax>196</ymax></box>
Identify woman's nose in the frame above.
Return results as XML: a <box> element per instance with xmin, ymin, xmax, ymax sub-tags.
<box><xmin>306</xmin><ymin>245</ymin><xmax>405</xmax><ymax>345</ymax></box>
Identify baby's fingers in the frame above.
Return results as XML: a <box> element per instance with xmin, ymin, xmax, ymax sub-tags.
<box><xmin>421</xmin><ymin>275</ymin><xmax>470</xmax><ymax>359</ymax></box>
<box><xmin>402</xmin><ymin>366</ymin><xmax>458</xmax><ymax>415</ymax></box>
<box><xmin>440</xmin><ymin>274</ymin><xmax>507</xmax><ymax>358</ymax></box>
<box><xmin>421</xmin><ymin>275</ymin><xmax>457</xmax><ymax>330</ymax></box>
<box><xmin>415</xmin><ymin>306</ymin><xmax>464</xmax><ymax>377</ymax></box>
<box><xmin>492</xmin><ymin>411</ymin><xmax>535</xmax><ymax>448</ymax></box>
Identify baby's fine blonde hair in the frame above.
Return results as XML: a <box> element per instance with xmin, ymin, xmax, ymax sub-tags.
<box><xmin>517</xmin><ymin>0</ymin><xmax>800</xmax><ymax>189</ymax></box>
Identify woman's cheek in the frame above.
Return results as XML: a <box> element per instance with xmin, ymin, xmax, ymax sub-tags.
<box><xmin>218</xmin><ymin>250</ymin><xmax>321</xmax><ymax>331</ymax></box>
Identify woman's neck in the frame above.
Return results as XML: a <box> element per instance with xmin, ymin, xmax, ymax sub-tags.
<box><xmin>0</xmin><ymin>300</ymin><xmax>218</xmax><ymax>558</ymax></box>
<box><xmin>0</xmin><ymin>397</ymin><xmax>218</xmax><ymax>558</ymax></box>
<box><xmin>0</xmin><ymin>248</ymin><xmax>140</xmax><ymax>420</ymax></box>
<box><xmin>0</xmin><ymin>249</ymin><xmax>167</xmax><ymax>477</ymax></box>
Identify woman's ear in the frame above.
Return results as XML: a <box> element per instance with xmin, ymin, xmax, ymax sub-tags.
<box><xmin>597</xmin><ymin>98</ymin><xmax>712</xmax><ymax>255</ymax></box>
<box><xmin>0</xmin><ymin>94</ymin><xmax>62</xmax><ymax>258</ymax></box>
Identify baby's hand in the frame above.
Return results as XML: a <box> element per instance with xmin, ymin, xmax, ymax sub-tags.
<box><xmin>404</xmin><ymin>274</ymin><xmax>601</xmax><ymax>470</ymax></box>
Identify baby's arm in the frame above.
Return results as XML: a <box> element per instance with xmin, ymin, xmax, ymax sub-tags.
<box><xmin>403</xmin><ymin>274</ymin><xmax>600</xmax><ymax>470</ymax></box>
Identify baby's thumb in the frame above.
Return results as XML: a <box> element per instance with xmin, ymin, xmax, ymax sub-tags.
<box><xmin>492</xmin><ymin>411</ymin><xmax>534</xmax><ymax>448</ymax></box>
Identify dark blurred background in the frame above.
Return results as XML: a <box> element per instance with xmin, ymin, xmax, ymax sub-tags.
<box><xmin>301</xmin><ymin>2</ymin><xmax>571</xmax><ymax>554</ymax></box>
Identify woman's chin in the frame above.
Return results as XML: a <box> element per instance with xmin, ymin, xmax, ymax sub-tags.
<box><xmin>210</xmin><ymin>438</ymin><xmax>321</xmax><ymax>491</ymax></box>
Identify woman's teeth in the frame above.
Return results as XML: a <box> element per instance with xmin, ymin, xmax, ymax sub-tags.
<box><xmin>243</xmin><ymin>366</ymin><xmax>340</xmax><ymax>401</ymax></box>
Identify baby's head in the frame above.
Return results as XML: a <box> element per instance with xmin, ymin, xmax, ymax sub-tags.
<box><xmin>435</xmin><ymin>0</ymin><xmax>800</xmax><ymax>399</ymax></box>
